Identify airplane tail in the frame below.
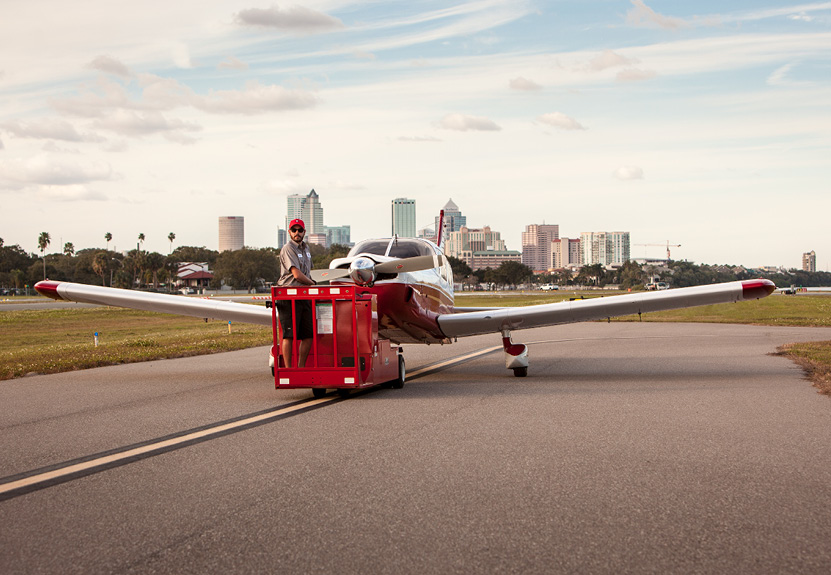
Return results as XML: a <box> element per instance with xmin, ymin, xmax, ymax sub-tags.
<box><xmin>436</xmin><ymin>209</ymin><xmax>445</xmax><ymax>250</ymax></box>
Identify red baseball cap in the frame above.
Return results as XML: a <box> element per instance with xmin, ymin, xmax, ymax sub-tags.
<box><xmin>289</xmin><ymin>219</ymin><xmax>305</xmax><ymax>231</ymax></box>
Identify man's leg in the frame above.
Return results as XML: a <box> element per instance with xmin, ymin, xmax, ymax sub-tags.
<box><xmin>281</xmin><ymin>337</ymin><xmax>294</xmax><ymax>368</ymax></box>
<box><xmin>298</xmin><ymin>338</ymin><xmax>312</xmax><ymax>367</ymax></box>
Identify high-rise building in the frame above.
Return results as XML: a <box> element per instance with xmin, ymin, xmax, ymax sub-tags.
<box><xmin>326</xmin><ymin>225</ymin><xmax>352</xmax><ymax>247</ymax></box>
<box><xmin>285</xmin><ymin>189</ymin><xmax>324</xmax><ymax>235</ymax></box>
<box><xmin>302</xmin><ymin>189</ymin><xmax>324</xmax><ymax>234</ymax></box>
<box><xmin>803</xmin><ymin>250</ymin><xmax>817</xmax><ymax>272</ymax></box>
<box><xmin>391</xmin><ymin>198</ymin><xmax>416</xmax><ymax>237</ymax></box>
<box><xmin>551</xmin><ymin>237</ymin><xmax>581</xmax><ymax>269</ymax></box>
<box><xmin>218</xmin><ymin>216</ymin><xmax>244</xmax><ymax>252</ymax></box>
<box><xmin>580</xmin><ymin>231</ymin><xmax>630</xmax><ymax>266</ymax></box>
<box><xmin>521</xmin><ymin>224</ymin><xmax>560</xmax><ymax>272</ymax></box>
<box><xmin>277</xmin><ymin>228</ymin><xmax>287</xmax><ymax>248</ymax></box>
<box><xmin>445</xmin><ymin>226</ymin><xmax>507</xmax><ymax>266</ymax></box>
<box><xmin>435</xmin><ymin>198</ymin><xmax>466</xmax><ymax>244</ymax></box>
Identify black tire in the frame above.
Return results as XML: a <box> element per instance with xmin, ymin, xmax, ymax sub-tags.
<box><xmin>337</xmin><ymin>388</ymin><xmax>351</xmax><ymax>398</ymax></box>
<box><xmin>312</xmin><ymin>388</ymin><xmax>327</xmax><ymax>399</ymax></box>
<box><xmin>390</xmin><ymin>355</ymin><xmax>405</xmax><ymax>389</ymax></box>
<box><xmin>513</xmin><ymin>366</ymin><xmax>528</xmax><ymax>378</ymax></box>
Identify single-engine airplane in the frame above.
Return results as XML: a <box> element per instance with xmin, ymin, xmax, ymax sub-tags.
<box><xmin>34</xmin><ymin>220</ymin><xmax>776</xmax><ymax>380</ymax></box>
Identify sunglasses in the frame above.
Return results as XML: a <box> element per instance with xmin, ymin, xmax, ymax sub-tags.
<box><xmin>290</xmin><ymin>227</ymin><xmax>305</xmax><ymax>233</ymax></box>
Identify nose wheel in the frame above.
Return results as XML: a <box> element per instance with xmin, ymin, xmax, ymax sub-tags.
<box><xmin>502</xmin><ymin>330</ymin><xmax>529</xmax><ymax>377</ymax></box>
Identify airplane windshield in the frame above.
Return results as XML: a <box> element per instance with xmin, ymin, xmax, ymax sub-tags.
<box><xmin>349</xmin><ymin>239</ymin><xmax>435</xmax><ymax>259</ymax></box>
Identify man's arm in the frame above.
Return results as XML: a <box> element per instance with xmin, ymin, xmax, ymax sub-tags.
<box><xmin>290</xmin><ymin>266</ymin><xmax>315</xmax><ymax>285</ymax></box>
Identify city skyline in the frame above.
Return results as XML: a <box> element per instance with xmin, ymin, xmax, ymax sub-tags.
<box><xmin>1</xmin><ymin>2</ymin><xmax>829</xmax><ymax>269</ymax></box>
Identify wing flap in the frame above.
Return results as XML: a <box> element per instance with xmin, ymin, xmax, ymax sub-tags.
<box><xmin>35</xmin><ymin>281</ymin><xmax>273</xmax><ymax>326</ymax></box>
<box><xmin>437</xmin><ymin>280</ymin><xmax>774</xmax><ymax>338</ymax></box>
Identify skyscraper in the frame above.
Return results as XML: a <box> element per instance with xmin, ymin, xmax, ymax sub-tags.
<box><xmin>580</xmin><ymin>231</ymin><xmax>630</xmax><ymax>266</ymax></box>
<box><xmin>434</xmin><ymin>198</ymin><xmax>466</xmax><ymax>244</ymax></box>
<box><xmin>302</xmin><ymin>189</ymin><xmax>324</xmax><ymax>234</ymax></box>
<box><xmin>285</xmin><ymin>189</ymin><xmax>324</xmax><ymax>235</ymax></box>
<box><xmin>218</xmin><ymin>216</ymin><xmax>244</xmax><ymax>252</ymax></box>
<box><xmin>803</xmin><ymin>250</ymin><xmax>817</xmax><ymax>272</ymax></box>
<box><xmin>521</xmin><ymin>224</ymin><xmax>560</xmax><ymax>272</ymax></box>
<box><xmin>391</xmin><ymin>198</ymin><xmax>416</xmax><ymax>237</ymax></box>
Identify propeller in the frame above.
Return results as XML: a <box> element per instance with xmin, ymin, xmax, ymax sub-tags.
<box><xmin>310</xmin><ymin>254</ymin><xmax>446</xmax><ymax>286</ymax></box>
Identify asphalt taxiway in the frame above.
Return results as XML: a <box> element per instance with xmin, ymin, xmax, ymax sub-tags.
<box><xmin>2</xmin><ymin>322</ymin><xmax>831</xmax><ymax>574</ymax></box>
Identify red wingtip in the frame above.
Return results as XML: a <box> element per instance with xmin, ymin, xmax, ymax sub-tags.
<box><xmin>741</xmin><ymin>279</ymin><xmax>776</xmax><ymax>300</ymax></box>
<box><xmin>34</xmin><ymin>280</ymin><xmax>64</xmax><ymax>301</ymax></box>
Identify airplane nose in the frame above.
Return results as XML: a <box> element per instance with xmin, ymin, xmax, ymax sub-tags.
<box><xmin>349</xmin><ymin>257</ymin><xmax>376</xmax><ymax>286</ymax></box>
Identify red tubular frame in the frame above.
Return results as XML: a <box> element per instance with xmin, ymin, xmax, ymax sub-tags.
<box><xmin>271</xmin><ymin>285</ymin><xmax>369</xmax><ymax>390</ymax></box>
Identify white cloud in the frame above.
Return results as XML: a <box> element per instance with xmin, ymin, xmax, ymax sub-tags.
<box><xmin>217</xmin><ymin>56</ymin><xmax>249</xmax><ymax>71</ymax></box>
<box><xmin>193</xmin><ymin>81</ymin><xmax>317</xmax><ymax>114</ymax></box>
<box><xmin>537</xmin><ymin>112</ymin><xmax>586</xmax><ymax>131</ymax></box>
<box><xmin>235</xmin><ymin>5</ymin><xmax>344</xmax><ymax>33</ymax></box>
<box><xmin>0</xmin><ymin>154</ymin><xmax>114</xmax><ymax>189</ymax></box>
<box><xmin>509</xmin><ymin>76</ymin><xmax>542</xmax><ymax>91</ymax></box>
<box><xmin>586</xmin><ymin>50</ymin><xmax>637</xmax><ymax>71</ymax></box>
<box><xmin>439</xmin><ymin>113</ymin><xmax>501</xmax><ymax>131</ymax></box>
<box><xmin>616</xmin><ymin>68</ymin><xmax>657</xmax><ymax>82</ymax></box>
<box><xmin>87</xmin><ymin>55</ymin><xmax>132</xmax><ymax>77</ymax></box>
<box><xmin>91</xmin><ymin>110</ymin><xmax>201</xmax><ymax>142</ymax></box>
<box><xmin>614</xmin><ymin>166</ymin><xmax>644</xmax><ymax>180</ymax></box>
<box><xmin>1</xmin><ymin>118</ymin><xmax>104</xmax><ymax>142</ymax></box>
<box><xmin>36</xmin><ymin>184</ymin><xmax>107</xmax><ymax>201</ymax></box>
<box><xmin>626</xmin><ymin>0</ymin><xmax>688</xmax><ymax>30</ymax></box>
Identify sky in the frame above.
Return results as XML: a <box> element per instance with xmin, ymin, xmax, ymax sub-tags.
<box><xmin>1</xmin><ymin>0</ymin><xmax>829</xmax><ymax>269</ymax></box>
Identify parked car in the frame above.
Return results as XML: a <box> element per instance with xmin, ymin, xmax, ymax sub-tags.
<box><xmin>540</xmin><ymin>284</ymin><xmax>559</xmax><ymax>291</ymax></box>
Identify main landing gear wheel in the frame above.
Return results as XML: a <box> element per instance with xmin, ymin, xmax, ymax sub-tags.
<box><xmin>390</xmin><ymin>355</ymin><xmax>406</xmax><ymax>389</ymax></box>
<box><xmin>312</xmin><ymin>388</ymin><xmax>327</xmax><ymax>399</ymax></box>
<box><xmin>513</xmin><ymin>366</ymin><xmax>528</xmax><ymax>378</ymax></box>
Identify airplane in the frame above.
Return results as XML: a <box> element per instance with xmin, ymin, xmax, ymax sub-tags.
<box><xmin>34</xmin><ymin>220</ymin><xmax>776</xmax><ymax>381</ymax></box>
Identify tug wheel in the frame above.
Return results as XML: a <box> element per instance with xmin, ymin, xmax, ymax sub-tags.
<box><xmin>390</xmin><ymin>355</ymin><xmax>406</xmax><ymax>389</ymax></box>
<box><xmin>513</xmin><ymin>367</ymin><xmax>528</xmax><ymax>378</ymax></box>
<box><xmin>312</xmin><ymin>388</ymin><xmax>327</xmax><ymax>399</ymax></box>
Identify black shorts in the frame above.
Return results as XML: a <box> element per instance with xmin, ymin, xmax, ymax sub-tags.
<box><xmin>276</xmin><ymin>300</ymin><xmax>314</xmax><ymax>340</ymax></box>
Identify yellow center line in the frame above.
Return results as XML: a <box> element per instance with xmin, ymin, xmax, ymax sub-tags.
<box><xmin>0</xmin><ymin>396</ymin><xmax>336</xmax><ymax>497</ymax></box>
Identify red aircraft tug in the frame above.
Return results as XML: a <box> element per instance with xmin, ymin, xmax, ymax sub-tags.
<box><xmin>271</xmin><ymin>284</ymin><xmax>405</xmax><ymax>397</ymax></box>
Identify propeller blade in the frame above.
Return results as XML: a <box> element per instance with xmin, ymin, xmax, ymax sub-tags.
<box><xmin>311</xmin><ymin>268</ymin><xmax>350</xmax><ymax>283</ymax></box>
<box><xmin>375</xmin><ymin>254</ymin><xmax>444</xmax><ymax>274</ymax></box>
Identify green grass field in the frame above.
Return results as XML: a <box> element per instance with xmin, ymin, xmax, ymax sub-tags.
<box><xmin>2</xmin><ymin>294</ymin><xmax>830</xmax><ymax>393</ymax></box>
<box><xmin>0</xmin><ymin>307</ymin><xmax>272</xmax><ymax>380</ymax></box>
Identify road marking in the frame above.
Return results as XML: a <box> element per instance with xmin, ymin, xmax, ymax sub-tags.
<box><xmin>0</xmin><ymin>345</ymin><xmax>503</xmax><ymax>501</ymax></box>
<box><xmin>0</xmin><ymin>396</ymin><xmax>337</xmax><ymax>501</ymax></box>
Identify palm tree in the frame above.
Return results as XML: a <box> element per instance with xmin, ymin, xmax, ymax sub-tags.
<box><xmin>63</xmin><ymin>242</ymin><xmax>75</xmax><ymax>257</ymax></box>
<box><xmin>38</xmin><ymin>232</ymin><xmax>51</xmax><ymax>280</ymax></box>
<box><xmin>168</xmin><ymin>232</ymin><xmax>176</xmax><ymax>254</ymax></box>
<box><xmin>105</xmin><ymin>232</ymin><xmax>112</xmax><ymax>251</ymax></box>
<box><xmin>138</xmin><ymin>233</ymin><xmax>145</xmax><ymax>250</ymax></box>
<box><xmin>92</xmin><ymin>252</ymin><xmax>108</xmax><ymax>286</ymax></box>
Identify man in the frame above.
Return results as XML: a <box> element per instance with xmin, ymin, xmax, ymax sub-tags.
<box><xmin>277</xmin><ymin>218</ymin><xmax>315</xmax><ymax>368</ymax></box>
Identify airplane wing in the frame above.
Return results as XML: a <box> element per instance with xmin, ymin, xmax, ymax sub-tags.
<box><xmin>437</xmin><ymin>280</ymin><xmax>775</xmax><ymax>338</ymax></box>
<box><xmin>34</xmin><ymin>281</ymin><xmax>272</xmax><ymax>326</ymax></box>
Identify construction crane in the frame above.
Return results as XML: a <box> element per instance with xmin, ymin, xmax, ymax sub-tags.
<box><xmin>634</xmin><ymin>241</ymin><xmax>681</xmax><ymax>260</ymax></box>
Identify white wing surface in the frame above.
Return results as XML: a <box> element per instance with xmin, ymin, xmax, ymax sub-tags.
<box><xmin>438</xmin><ymin>280</ymin><xmax>775</xmax><ymax>338</ymax></box>
<box><xmin>34</xmin><ymin>281</ymin><xmax>272</xmax><ymax>326</ymax></box>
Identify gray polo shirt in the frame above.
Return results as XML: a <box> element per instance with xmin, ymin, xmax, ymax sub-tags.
<box><xmin>278</xmin><ymin>239</ymin><xmax>312</xmax><ymax>286</ymax></box>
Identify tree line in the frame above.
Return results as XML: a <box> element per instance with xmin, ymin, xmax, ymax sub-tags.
<box><xmin>2</xmin><ymin>234</ymin><xmax>828</xmax><ymax>293</ymax></box>
<box><xmin>446</xmin><ymin>256</ymin><xmax>831</xmax><ymax>290</ymax></box>
<box><xmin>0</xmin><ymin>234</ymin><xmax>353</xmax><ymax>293</ymax></box>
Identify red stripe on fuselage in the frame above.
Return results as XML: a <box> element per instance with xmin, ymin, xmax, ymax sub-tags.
<box><xmin>352</xmin><ymin>281</ymin><xmax>453</xmax><ymax>344</ymax></box>
<box><xmin>34</xmin><ymin>281</ymin><xmax>65</xmax><ymax>301</ymax></box>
